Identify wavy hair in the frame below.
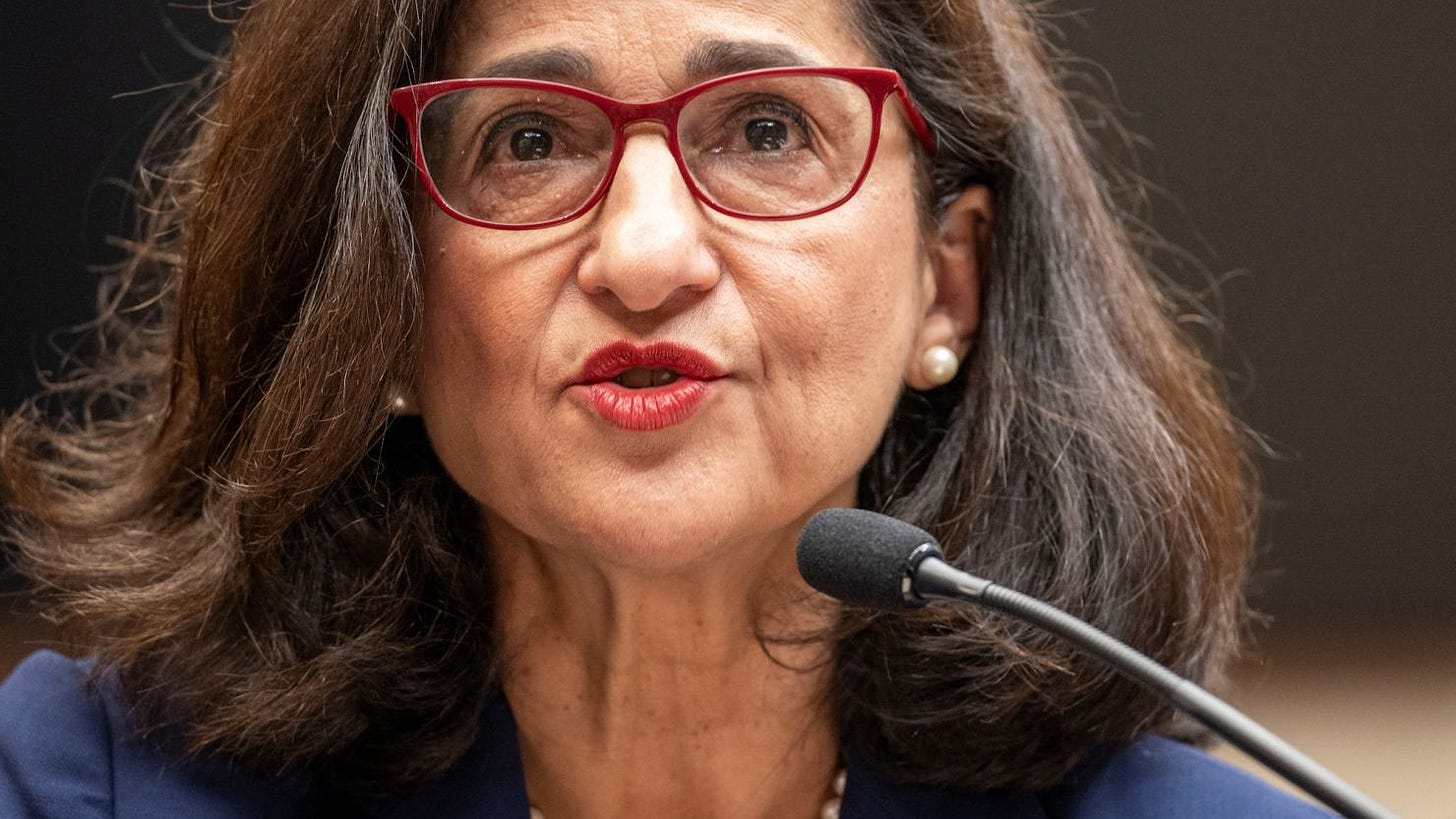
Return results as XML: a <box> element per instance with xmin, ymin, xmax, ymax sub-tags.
<box><xmin>1</xmin><ymin>0</ymin><xmax>1254</xmax><ymax>792</ymax></box>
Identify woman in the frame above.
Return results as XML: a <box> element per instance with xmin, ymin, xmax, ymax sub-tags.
<box><xmin>1</xmin><ymin>0</ymin><xmax>1328</xmax><ymax>816</ymax></box>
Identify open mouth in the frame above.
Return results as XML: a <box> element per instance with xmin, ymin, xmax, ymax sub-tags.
<box><xmin>571</xmin><ymin>342</ymin><xmax>724</xmax><ymax>431</ymax></box>
<box><xmin>613</xmin><ymin>367</ymin><xmax>682</xmax><ymax>388</ymax></box>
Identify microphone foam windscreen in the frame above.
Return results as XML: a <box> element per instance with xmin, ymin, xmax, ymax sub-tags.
<box><xmin>796</xmin><ymin>508</ymin><xmax>939</xmax><ymax>611</ymax></box>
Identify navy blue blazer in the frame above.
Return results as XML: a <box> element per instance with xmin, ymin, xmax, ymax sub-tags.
<box><xmin>2</xmin><ymin>650</ymin><xmax>1332</xmax><ymax>817</ymax></box>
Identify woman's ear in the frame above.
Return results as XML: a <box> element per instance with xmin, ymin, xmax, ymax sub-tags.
<box><xmin>905</xmin><ymin>185</ymin><xmax>994</xmax><ymax>390</ymax></box>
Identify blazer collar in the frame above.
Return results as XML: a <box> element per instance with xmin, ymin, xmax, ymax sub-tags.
<box><xmin>354</xmin><ymin>692</ymin><xmax>1050</xmax><ymax>818</ymax></box>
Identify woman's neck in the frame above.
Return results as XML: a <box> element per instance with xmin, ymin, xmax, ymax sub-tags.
<box><xmin>491</xmin><ymin>523</ymin><xmax>840</xmax><ymax>819</ymax></box>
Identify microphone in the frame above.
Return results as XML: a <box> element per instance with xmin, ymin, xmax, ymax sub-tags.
<box><xmin>797</xmin><ymin>508</ymin><xmax>1397</xmax><ymax>819</ymax></box>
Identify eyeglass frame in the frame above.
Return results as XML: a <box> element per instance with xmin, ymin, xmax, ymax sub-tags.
<box><xmin>389</xmin><ymin>65</ymin><xmax>938</xmax><ymax>230</ymax></box>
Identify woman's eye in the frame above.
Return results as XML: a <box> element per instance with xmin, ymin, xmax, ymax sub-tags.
<box><xmin>743</xmin><ymin>118</ymin><xmax>790</xmax><ymax>152</ymax></box>
<box><xmin>480</xmin><ymin>113</ymin><xmax>561</xmax><ymax>165</ymax></box>
<box><xmin>711</xmin><ymin>100</ymin><xmax>812</xmax><ymax>154</ymax></box>
<box><xmin>509</xmin><ymin>127</ymin><xmax>553</xmax><ymax>161</ymax></box>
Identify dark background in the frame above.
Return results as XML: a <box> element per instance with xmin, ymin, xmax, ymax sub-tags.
<box><xmin>2</xmin><ymin>2</ymin><xmax>1453</xmax><ymax>632</ymax></box>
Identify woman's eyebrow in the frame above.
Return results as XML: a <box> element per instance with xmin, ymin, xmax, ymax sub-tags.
<box><xmin>682</xmin><ymin>40</ymin><xmax>815</xmax><ymax>83</ymax></box>
<box><xmin>471</xmin><ymin>48</ymin><xmax>596</xmax><ymax>83</ymax></box>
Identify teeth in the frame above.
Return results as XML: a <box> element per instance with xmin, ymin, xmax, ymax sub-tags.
<box><xmin>614</xmin><ymin>367</ymin><xmax>679</xmax><ymax>388</ymax></box>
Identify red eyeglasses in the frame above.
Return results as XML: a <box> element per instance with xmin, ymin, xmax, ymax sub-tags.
<box><xmin>390</xmin><ymin>66</ymin><xmax>936</xmax><ymax>230</ymax></box>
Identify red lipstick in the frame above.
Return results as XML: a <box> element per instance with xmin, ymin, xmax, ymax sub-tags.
<box><xmin>569</xmin><ymin>341</ymin><xmax>724</xmax><ymax>431</ymax></box>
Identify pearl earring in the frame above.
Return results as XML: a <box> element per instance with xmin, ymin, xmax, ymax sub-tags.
<box><xmin>387</xmin><ymin>384</ymin><xmax>418</xmax><ymax>415</ymax></box>
<box><xmin>920</xmin><ymin>345</ymin><xmax>959</xmax><ymax>387</ymax></box>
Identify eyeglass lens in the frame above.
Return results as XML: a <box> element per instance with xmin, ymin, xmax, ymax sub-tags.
<box><xmin>418</xmin><ymin>74</ymin><xmax>876</xmax><ymax>225</ymax></box>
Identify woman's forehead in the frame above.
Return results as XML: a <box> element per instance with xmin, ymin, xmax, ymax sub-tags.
<box><xmin>441</xmin><ymin>0</ymin><xmax>873</xmax><ymax>90</ymax></box>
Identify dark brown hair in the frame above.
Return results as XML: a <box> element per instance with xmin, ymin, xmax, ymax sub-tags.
<box><xmin>2</xmin><ymin>0</ymin><xmax>1254</xmax><ymax>793</ymax></box>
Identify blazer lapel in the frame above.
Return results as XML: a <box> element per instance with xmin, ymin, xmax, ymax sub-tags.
<box><xmin>348</xmin><ymin>695</ymin><xmax>531</xmax><ymax>818</ymax></box>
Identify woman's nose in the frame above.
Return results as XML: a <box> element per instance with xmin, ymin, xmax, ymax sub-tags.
<box><xmin>576</xmin><ymin>133</ymin><xmax>721</xmax><ymax>313</ymax></box>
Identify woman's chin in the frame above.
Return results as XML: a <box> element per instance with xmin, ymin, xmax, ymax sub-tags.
<box><xmin>565</xmin><ymin>506</ymin><xmax>786</xmax><ymax>576</ymax></box>
<box><xmin>483</xmin><ymin>491</ymin><xmax>797</xmax><ymax>579</ymax></box>
<box><xmin>473</xmin><ymin>450</ymin><xmax>859</xmax><ymax>578</ymax></box>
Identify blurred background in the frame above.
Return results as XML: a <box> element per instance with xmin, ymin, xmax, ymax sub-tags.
<box><xmin>2</xmin><ymin>2</ymin><xmax>1452</xmax><ymax>816</ymax></box>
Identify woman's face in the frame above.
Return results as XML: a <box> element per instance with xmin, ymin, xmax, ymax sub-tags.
<box><xmin>416</xmin><ymin>0</ymin><xmax>941</xmax><ymax>570</ymax></box>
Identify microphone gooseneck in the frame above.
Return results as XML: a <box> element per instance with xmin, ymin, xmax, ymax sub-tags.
<box><xmin>796</xmin><ymin>508</ymin><xmax>1398</xmax><ymax>819</ymax></box>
